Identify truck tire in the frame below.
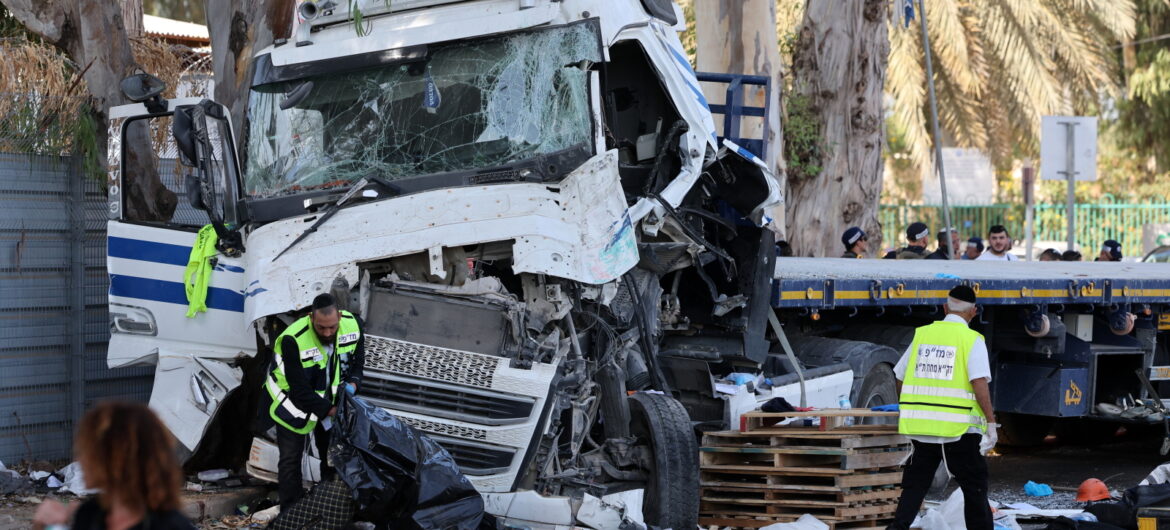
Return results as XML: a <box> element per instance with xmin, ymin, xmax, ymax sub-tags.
<box><xmin>997</xmin><ymin>413</ymin><xmax>1054</xmax><ymax>447</ymax></box>
<box><xmin>856</xmin><ymin>364</ymin><xmax>898</xmax><ymax>425</ymax></box>
<box><xmin>629</xmin><ymin>392</ymin><xmax>699</xmax><ymax>530</ymax></box>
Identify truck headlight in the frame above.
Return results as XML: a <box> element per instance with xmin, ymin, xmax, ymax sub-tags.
<box><xmin>109</xmin><ymin>303</ymin><xmax>157</xmax><ymax>335</ymax></box>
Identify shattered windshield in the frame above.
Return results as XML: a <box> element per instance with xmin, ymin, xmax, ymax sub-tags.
<box><xmin>244</xmin><ymin>23</ymin><xmax>601</xmax><ymax>198</ymax></box>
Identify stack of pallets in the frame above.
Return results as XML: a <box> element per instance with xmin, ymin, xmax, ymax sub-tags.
<box><xmin>699</xmin><ymin>409</ymin><xmax>909</xmax><ymax>529</ymax></box>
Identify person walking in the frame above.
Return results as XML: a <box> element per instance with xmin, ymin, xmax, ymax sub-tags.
<box><xmin>33</xmin><ymin>402</ymin><xmax>197</xmax><ymax>529</ymax></box>
<box><xmin>260</xmin><ymin>293</ymin><xmax>366</xmax><ymax>510</ymax></box>
<box><xmin>841</xmin><ymin>227</ymin><xmax>868</xmax><ymax>258</ymax></box>
<box><xmin>975</xmin><ymin>225</ymin><xmax>1018</xmax><ymax>261</ymax></box>
<box><xmin>888</xmin><ymin>285</ymin><xmax>998</xmax><ymax>530</ymax></box>
<box><xmin>883</xmin><ymin>222</ymin><xmax>930</xmax><ymax>260</ymax></box>
<box><xmin>926</xmin><ymin>228</ymin><xmax>960</xmax><ymax>260</ymax></box>
<box><xmin>1096</xmin><ymin>240</ymin><xmax>1123</xmax><ymax>262</ymax></box>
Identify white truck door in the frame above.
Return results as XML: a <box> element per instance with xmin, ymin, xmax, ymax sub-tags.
<box><xmin>107</xmin><ymin>98</ymin><xmax>256</xmax><ymax>452</ymax></box>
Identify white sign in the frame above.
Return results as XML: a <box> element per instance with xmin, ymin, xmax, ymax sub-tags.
<box><xmin>915</xmin><ymin>344</ymin><xmax>958</xmax><ymax>381</ymax></box>
<box><xmin>1040</xmin><ymin>116</ymin><xmax>1098</xmax><ymax>181</ymax></box>
<box><xmin>922</xmin><ymin>148</ymin><xmax>996</xmax><ymax>205</ymax></box>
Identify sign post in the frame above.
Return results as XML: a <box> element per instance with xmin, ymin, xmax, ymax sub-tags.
<box><xmin>1041</xmin><ymin>116</ymin><xmax>1098</xmax><ymax>252</ymax></box>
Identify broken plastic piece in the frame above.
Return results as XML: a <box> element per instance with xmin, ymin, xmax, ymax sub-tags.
<box><xmin>197</xmin><ymin>469</ymin><xmax>229</xmax><ymax>482</ymax></box>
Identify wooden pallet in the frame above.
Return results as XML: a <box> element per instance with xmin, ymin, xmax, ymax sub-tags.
<box><xmin>701</xmin><ymin>469</ymin><xmax>904</xmax><ymax>490</ymax></box>
<box><xmin>740</xmin><ymin>409</ymin><xmax>900</xmax><ymax>433</ymax></box>
<box><xmin>700</xmin><ymin>514</ymin><xmax>890</xmax><ymax>529</ymax></box>
<box><xmin>700</xmin><ymin>412</ymin><xmax>908</xmax><ymax>529</ymax></box>
<box><xmin>701</xmin><ymin>433</ymin><xmax>910</xmax><ymax>474</ymax></box>
<box><xmin>700</xmin><ymin>484</ymin><xmax>901</xmax><ymax>505</ymax></box>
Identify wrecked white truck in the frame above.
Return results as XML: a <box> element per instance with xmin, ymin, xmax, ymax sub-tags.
<box><xmin>105</xmin><ymin>0</ymin><xmax>817</xmax><ymax>527</ymax></box>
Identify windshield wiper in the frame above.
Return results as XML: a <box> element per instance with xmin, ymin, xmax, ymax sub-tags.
<box><xmin>272</xmin><ymin>177</ymin><xmax>369</xmax><ymax>262</ymax></box>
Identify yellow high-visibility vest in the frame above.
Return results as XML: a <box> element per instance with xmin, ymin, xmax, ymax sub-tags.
<box><xmin>265</xmin><ymin>312</ymin><xmax>360</xmax><ymax>434</ymax></box>
<box><xmin>898</xmin><ymin>320</ymin><xmax>987</xmax><ymax>438</ymax></box>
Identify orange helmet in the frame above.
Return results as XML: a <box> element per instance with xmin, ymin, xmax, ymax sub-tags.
<box><xmin>1076</xmin><ymin>478</ymin><xmax>1110</xmax><ymax>502</ymax></box>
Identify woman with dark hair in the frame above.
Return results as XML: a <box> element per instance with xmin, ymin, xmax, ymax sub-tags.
<box><xmin>33</xmin><ymin>402</ymin><xmax>196</xmax><ymax>530</ymax></box>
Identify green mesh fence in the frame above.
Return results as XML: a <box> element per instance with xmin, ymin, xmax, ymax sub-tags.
<box><xmin>879</xmin><ymin>199</ymin><xmax>1170</xmax><ymax>257</ymax></box>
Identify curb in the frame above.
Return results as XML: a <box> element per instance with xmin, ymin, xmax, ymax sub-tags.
<box><xmin>181</xmin><ymin>486</ymin><xmax>269</xmax><ymax>521</ymax></box>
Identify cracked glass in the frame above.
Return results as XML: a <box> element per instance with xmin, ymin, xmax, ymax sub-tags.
<box><xmin>244</xmin><ymin>23</ymin><xmax>601</xmax><ymax>198</ymax></box>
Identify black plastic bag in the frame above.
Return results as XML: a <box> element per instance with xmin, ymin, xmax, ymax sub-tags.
<box><xmin>330</xmin><ymin>393</ymin><xmax>488</xmax><ymax>529</ymax></box>
<box><xmin>1124</xmin><ymin>482</ymin><xmax>1170</xmax><ymax>509</ymax></box>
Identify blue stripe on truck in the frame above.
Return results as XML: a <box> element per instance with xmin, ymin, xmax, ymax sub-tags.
<box><xmin>108</xmin><ymin>236</ymin><xmax>244</xmax><ymax>272</ymax></box>
<box><xmin>109</xmin><ymin>274</ymin><xmax>245</xmax><ymax>313</ymax></box>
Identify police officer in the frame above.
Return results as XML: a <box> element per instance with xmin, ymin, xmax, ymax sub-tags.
<box><xmin>1097</xmin><ymin>240</ymin><xmax>1123</xmax><ymax>262</ymax></box>
<box><xmin>963</xmin><ymin>237</ymin><xmax>985</xmax><ymax>260</ymax></box>
<box><xmin>261</xmin><ymin>293</ymin><xmax>365</xmax><ymax>510</ymax></box>
<box><xmin>841</xmin><ymin>227</ymin><xmax>867</xmax><ymax>258</ymax></box>
<box><xmin>883</xmin><ymin>222</ymin><xmax>930</xmax><ymax>259</ymax></box>
<box><xmin>889</xmin><ymin>285</ymin><xmax>997</xmax><ymax>530</ymax></box>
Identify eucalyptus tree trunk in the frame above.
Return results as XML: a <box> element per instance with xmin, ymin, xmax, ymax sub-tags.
<box><xmin>123</xmin><ymin>0</ymin><xmax>144</xmax><ymax>38</ymax></box>
<box><xmin>693</xmin><ymin>0</ymin><xmax>786</xmax><ymax>239</ymax></box>
<box><xmin>1</xmin><ymin>0</ymin><xmax>177</xmax><ymax>222</ymax></box>
<box><xmin>786</xmin><ymin>0</ymin><xmax>888</xmax><ymax>257</ymax></box>
<box><xmin>205</xmin><ymin>0</ymin><xmax>295</xmax><ymax>157</ymax></box>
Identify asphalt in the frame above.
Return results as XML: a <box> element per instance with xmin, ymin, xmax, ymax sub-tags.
<box><xmin>920</xmin><ymin>431</ymin><xmax>1170</xmax><ymax>528</ymax></box>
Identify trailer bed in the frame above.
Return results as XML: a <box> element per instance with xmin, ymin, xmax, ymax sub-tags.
<box><xmin>772</xmin><ymin>258</ymin><xmax>1170</xmax><ymax>308</ymax></box>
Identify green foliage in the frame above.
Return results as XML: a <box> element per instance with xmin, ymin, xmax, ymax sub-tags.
<box><xmin>783</xmin><ymin>92</ymin><xmax>822</xmax><ymax>181</ymax></box>
<box><xmin>1096</xmin><ymin>0</ymin><xmax>1170</xmax><ymax>200</ymax></box>
<box><xmin>348</xmin><ymin>0</ymin><xmax>392</xmax><ymax>37</ymax></box>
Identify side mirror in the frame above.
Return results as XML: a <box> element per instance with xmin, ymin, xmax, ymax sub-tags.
<box><xmin>120</xmin><ymin>74</ymin><xmax>167</xmax><ymax>103</ymax></box>
<box><xmin>184</xmin><ymin>175</ymin><xmax>207</xmax><ymax>210</ymax></box>
<box><xmin>172</xmin><ymin>106</ymin><xmax>197</xmax><ymax>166</ymax></box>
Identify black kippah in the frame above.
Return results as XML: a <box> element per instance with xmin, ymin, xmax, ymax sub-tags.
<box><xmin>949</xmin><ymin>285</ymin><xmax>977</xmax><ymax>303</ymax></box>
<box><xmin>312</xmin><ymin>293</ymin><xmax>336</xmax><ymax>311</ymax></box>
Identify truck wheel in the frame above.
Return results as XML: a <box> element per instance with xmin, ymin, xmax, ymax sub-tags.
<box><xmin>997</xmin><ymin>413</ymin><xmax>1054</xmax><ymax>446</ymax></box>
<box><xmin>629</xmin><ymin>392</ymin><xmax>698</xmax><ymax>530</ymax></box>
<box><xmin>856</xmin><ymin>364</ymin><xmax>898</xmax><ymax>424</ymax></box>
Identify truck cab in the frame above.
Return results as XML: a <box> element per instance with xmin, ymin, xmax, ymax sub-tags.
<box><xmin>106</xmin><ymin>1</ymin><xmax>791</xmax><ymax>526</ymax></box>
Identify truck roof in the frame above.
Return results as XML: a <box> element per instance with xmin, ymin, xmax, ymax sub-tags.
<box><xmin>772</xmin><ymin>258</ymin><xmax>1170</xmax><ymax>308</ymax></box>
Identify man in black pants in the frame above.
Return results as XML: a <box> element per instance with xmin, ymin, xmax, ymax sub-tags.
<box><xmin>259</xmin><ymin>293</ymin><xmax>366</xmax><ymax>510</ymax></box>
<box><xmin>887</xmin><ymin>286</ymin><xmax>998</xmax><ymax>529</ymax></box>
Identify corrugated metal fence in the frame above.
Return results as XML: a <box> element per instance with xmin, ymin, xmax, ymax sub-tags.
<box><xmin>0</xmin><ymin>152</ymin><xmax>153</xmax><ymax>465</ymax></box>
<box><xmin>880</xmin><ymin>201</ymin><xmax>1170</xmax><ymax>256</ymax></box>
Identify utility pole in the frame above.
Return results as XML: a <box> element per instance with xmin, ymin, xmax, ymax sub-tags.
<box><xmin>917</xmin><ymin>0</ymin><xmax>955</xmax><ymax>259</ymax></box>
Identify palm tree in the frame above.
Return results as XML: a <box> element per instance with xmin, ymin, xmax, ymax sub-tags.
<box><xmin>887</xmin><ymin>0</ymin><xmax>1136</xmax><ymax>179</ymax></box>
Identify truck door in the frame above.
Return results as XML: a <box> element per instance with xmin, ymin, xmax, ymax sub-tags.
<box><xmin>107</xmin><ymin>97</ymin><xmax>255</xmax><ymax>451</ymax></box>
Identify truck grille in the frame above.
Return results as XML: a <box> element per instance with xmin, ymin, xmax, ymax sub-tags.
<box><xmin>361</xmin><ymin>372</ymin><xmax>535</xmax><ymax>426</ymax></box>
<box><xmin>426</xmin><ymin>436</ymin><xmax>516</xmax><ymax>476</ymax></box>
<box><xmin>364</xmin><ymin>335</ymin><xmax>499</xmax><ymax>388</ymax></box>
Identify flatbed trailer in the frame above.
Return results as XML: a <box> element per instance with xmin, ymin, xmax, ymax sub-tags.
<box><xmin>768</xmin><ymin>258</ymin><xmax>1170</xmax><ymax>446</ymax></box>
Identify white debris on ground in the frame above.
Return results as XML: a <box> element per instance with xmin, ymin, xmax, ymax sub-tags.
<box><xmin>759</xmin><ymin>514</ymin><xmax>830</xmax><ymax>529</ymax></box>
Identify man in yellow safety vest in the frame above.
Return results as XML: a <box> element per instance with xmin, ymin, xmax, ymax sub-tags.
<box><xmin>259</xmin><ymin>293</ymin><xmax>365</xmax><ymax>510</ymax></box>
<box><xmin>888</xmin><ymin>285</ymin><xmax>998</xmax><ymax>530</ymax></box>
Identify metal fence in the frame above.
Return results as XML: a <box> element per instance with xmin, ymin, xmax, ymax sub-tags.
<box><xmin>0</xmin><ymin>152</ymin><xmax>153</xmax><ymax>465</ymax></box>
<box><xmin>879</xmin><ymin>200</ymin><xmax>1170</xmax><ymax>257</ymax></box>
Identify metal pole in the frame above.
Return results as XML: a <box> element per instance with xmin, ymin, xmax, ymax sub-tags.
<box><xmin>1064</xmin><ymin>122</ymin><xmax>1077</xmax><ymax>251</ymax></box>
<box><xmin>1024</xmin><ymin>164</ymin><xmax>1035</xmax><ymax>261</ymax></box>
<box><xmin>918</xmin><ymin>0</ymin><xmax>955</xmax><ymax>259</ymax></box>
